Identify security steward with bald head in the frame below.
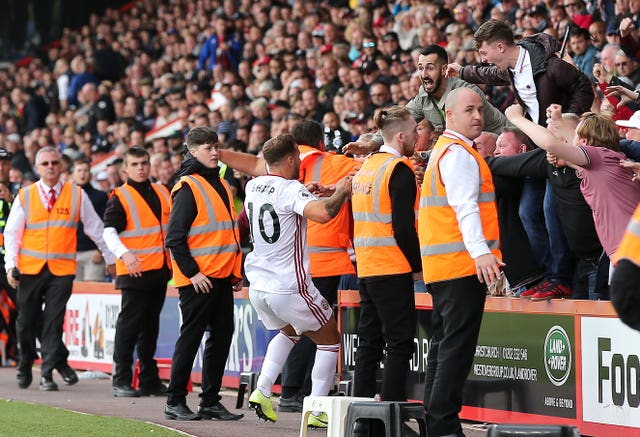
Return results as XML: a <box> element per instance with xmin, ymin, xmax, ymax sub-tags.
<box><xmin>419</xmin><ymin>87</ymin><xmax>504</xmax><ymax>437</ymax></box>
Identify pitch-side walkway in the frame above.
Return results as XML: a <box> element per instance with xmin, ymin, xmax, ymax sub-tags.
<box><xmin>0</xmin><ymin>366</ymin><xmax>489</xmax><ymax>436</ymax></box>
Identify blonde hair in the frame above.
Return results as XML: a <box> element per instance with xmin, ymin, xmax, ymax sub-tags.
<box><xmin>576</xmin><ymin>112</ymin><xmax>619</xmax><ymax>151</ymax></box>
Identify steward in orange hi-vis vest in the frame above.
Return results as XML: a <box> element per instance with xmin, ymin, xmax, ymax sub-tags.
<box><xmin>298</xmin><ymin>144</ymin><xmax>358</xmax><ymax>278</ymax></box>
<box><xmin>17</xmin><ymin>182</ymin><xmax>81</xmax><ymax>275</ymax></box>
<box><xmin>352</xmin><ymin>152</ymin><xmax>419</xmax><ymax>278</ymax></box>
<box><xmin>169</xmin><ymin>174</ymin><xmax>242</xmax><ymax>287</ymax></box>
<box><xmin>419</xmin><ymin>135</ymin><xmax>501</xmax><ymax>283</ymax></box>
<box><xmin>613</xmin><ymin>203</ymin><xmax>640</xmax><ymax>266</ymax></box>
<box><xmin>113</xmin><ymin>183</ymin><xmax>171</xmax><ymax>276</ymax></box>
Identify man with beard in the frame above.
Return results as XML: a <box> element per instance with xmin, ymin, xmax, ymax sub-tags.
<box><xmin>346</xmin><ymin>45</ymin><xmax>508</xmax><ymax>153</ymax></box>
<box><xmin>408</xmin><ymin>45</ymin><xmax>508</xmax><ymax>136</ymax></box>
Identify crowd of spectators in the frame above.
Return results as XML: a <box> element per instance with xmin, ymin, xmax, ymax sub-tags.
<box><xmin>1</xmin><ymin>0</ymin><xmax>640</xmax><ymax>300</ymax></box>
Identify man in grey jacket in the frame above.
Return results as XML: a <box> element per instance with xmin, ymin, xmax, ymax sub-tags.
<box><xmin>406</xmin><ymin>44</ymin><xmax>509</xmax><ymax>135</ymax></box>
<box><xmin>355</xmin><ymin>45</ymin><xmax>509</xmax><ymax>151</ymax></box>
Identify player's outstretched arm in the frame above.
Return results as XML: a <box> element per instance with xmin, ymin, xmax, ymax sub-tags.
<box><xmin>302</xmin><ymin>176</ymin><xmax>352</xmax><ymax>223</ymax></box>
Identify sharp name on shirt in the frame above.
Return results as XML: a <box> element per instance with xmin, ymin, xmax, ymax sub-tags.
<box><xmin>250</xmin><ymin>183</ymin><xmax>275</xmax><ymax>195</ymax></box>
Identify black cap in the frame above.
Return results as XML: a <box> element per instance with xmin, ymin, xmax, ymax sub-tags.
<box><xmin>361</xmin><ymin>61</ymin><xmax>377</xmax><ymax>74</ymax></box>
<box><xmin>382</xmin><ymin>31</ymin><xmax>398</xmax><ymax>42</ymax></box>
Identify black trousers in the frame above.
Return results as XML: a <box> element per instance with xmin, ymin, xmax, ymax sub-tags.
<box><xmin>424</xmin><ymin>275</ymin><xmax>486</xmax><ymax>437</ymax></box>
<box><xmin>167</xmin><ymin>277</ymin><xmax>234</xmax><ymax>407</ymax></box>
<box><xmin>16</xmin><ymin>266</ymin><xmax>74</xmax><ymax>377</ymax></box>
<box><xmin>353</xmin><ymin>273</ymin><xmax>415</xmax><ymax>401</ymax></box>
<box><xmin>112</xmin><ymin>279</ymin><xmax>167</xmax><ymax>387</ymax></box>
<box><xmin>279</xmin><ymin>275</ymin><xmax>340</xmax><ymax>398</ymax></box>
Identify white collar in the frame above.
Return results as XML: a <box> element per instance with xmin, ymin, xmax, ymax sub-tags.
<box><xmin>379</xmin><ymin>144</ymin><xmax>402</xmax><ymax>157</ymax></box>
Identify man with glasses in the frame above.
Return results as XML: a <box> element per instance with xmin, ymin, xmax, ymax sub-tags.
<box><xmin>614</xmin><ymin>49</ymin><xmax>640</xmax><ymax>88</ymax></box>
<box><xmin>5</xmin><ymin>146</ymin><xmax>115</xmax><ymax>391</ymax></box>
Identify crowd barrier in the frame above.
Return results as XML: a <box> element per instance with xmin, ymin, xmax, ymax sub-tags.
<box><xmin>63</xmin><ymin>282</ymin><xmax>640</xmax><ymax>436</ymax></box>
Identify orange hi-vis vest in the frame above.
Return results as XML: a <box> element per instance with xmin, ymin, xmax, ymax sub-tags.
<box><xmin>613</xmin><ymin>203</ymin><xmax>640</xmax><ymax>266</ymax></box>
<box><xmin>419</xmin><ymin>135</ymin><xmax>501</xmax><ymax>284</ymax></box>
<box><xmin>170</xmin><ymin>173</ymin><xmax>242</xmax><ymax>287</ymax></box>
<box><xmin>18</xmin><ymin>182</ymin><xmax>82</xmax><ymax>275</ymax></box>
<box><xmin>298</xmin><ymin>145</ymin><xmax>357</xmax><ymax>277</ymax></box>
<box><xmin>113</xmin><ymin>182</ymin><xmax>171</xmax><ymax>276</ymax></box>
<box><xmin>352</xmin><ymin>152</ymin><xmax>419</xmax><ymax>278</ymax></box>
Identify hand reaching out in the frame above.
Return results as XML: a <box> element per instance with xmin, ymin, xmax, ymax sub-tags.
<box><xmin>620</xmin><ymin>159</ymin><xmax>640</xmax><ymax>183</ymax></box>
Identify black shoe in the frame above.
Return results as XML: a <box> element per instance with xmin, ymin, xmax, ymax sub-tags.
<box><xmin>137</xmin><ymin>383</ymin><xmax>168</xmax><ymax>397</ymax></box>
<box><xmin>16</xmin><ymin>362</ymin><xmax>33</xmax><ymax>389</ymax></box>
<box><xmin>39</xmin><ymin>376</ymin><xmax>59</xmax><ymax>391</ymax></box>
<box><xmin>165</xmin><ymin>403</ymin><xmax>201</xmax><ymax>421</ymax></box>
<box><xmin>112</xmin><ymin>385</ymin><xmax>140</xmax><ymax>397</ymax></box>
<box><xmin>277</xmin><ymin>394</ymin><xmax>303</xmax><ymax>412</ymax></box>
<box><xmin>198</xmin><ymin>402</ymin><xmax>244</xmax><ymax>421</ymax></box>
<box><xmin>57</xmin><ymin>364</ymin><xmax>79</xmax><ymax>385</ymax></box>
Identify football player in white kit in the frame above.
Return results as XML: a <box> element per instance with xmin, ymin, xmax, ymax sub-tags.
<box><xmin>245</xmin><ymin>134</ymin><xmax>352</xmax><ymax>428</ymax></box>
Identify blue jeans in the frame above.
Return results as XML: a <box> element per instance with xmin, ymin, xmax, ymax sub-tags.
<box><xmin>573</xmin><ymin>252</ymin><xmax>610</xmax><ymax>300</ymax></box>
<box><xmin>543</xmin><ymin>180</ymin><xmax>573</xmax><ymax>287</ymax></box>
<box><xmin>518</xmin><ymin>178</ymin><xmax>551</xmax><ymax>277</ymax></box>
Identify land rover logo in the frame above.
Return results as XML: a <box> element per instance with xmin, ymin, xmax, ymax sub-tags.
<box><xmin>544</xmin><ymin>325</ymin><xmax>572</xmax><ymax>387</ymax></box>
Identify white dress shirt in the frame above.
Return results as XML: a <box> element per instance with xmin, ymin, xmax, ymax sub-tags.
<box><xmin>4</xmin><ymin>179</ymin><xmax>116</xmax><ymax>272</ymax></box>
<box><xmin>103</xmin><ymin>227</ymin><xmax>129</xmax><ymax>259</ymax></box>
<box><xmin>511</xmin><ymin>46</ymin><xmax>539</xmax><ymax>124</ymax></box>
<box><xmin>438</xmin><ymin>130</ymin><xmax>491</xmax><ymax>259</ymax></box>
<box><xmin>379</xmin><ymin>144</ymin><xmax>402</xmax><ymax>157</ymax></box>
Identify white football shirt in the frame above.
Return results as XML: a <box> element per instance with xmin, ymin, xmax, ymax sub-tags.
<box><xmin>244</xmin><ymin>175</ymin><xmax>316</xmax><ymax>294</ymax></box>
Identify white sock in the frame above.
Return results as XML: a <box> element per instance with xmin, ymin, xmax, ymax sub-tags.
<box><xmin>257</xmin><ymin>332</ymin><xmax>298</xmax><ymax>396</ymax></box>
<box><xmin>310</xmin><ymin>344</ymin><xmax>339</xmax><ymax>397</ymax></box>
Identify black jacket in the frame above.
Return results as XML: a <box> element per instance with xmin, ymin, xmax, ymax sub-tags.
<box><xmin>461</xmin><ymin>33</ymin><xmax>594</xmax><ymax>124</ymax></box>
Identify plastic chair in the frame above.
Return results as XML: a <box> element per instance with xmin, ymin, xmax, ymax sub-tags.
<box><xmin>299</xmin><ymin>395</ymin><xmax>375</xmax><ymax>437</ymax></box>
<box><xmin>344</xmin><ymin>401</ymin><xmax>427</xmax><ymax>437</ymax></box>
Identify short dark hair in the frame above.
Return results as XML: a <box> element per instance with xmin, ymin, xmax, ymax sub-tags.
<box><xmin>291</xmin><ymin>120</ymin><xmax>323</xmax><ymax>149</ymax></box>
<box><xmin>186</xmin><ymin>127</ymin><xmax>218</xmax><ymax>148</ymax></box>
<box><xmin>124</xmin><ymin>146</ymin><xmax>150</xmax><ymax>164</ymax></box>
<box><xmin>418</xmin><ymin>45</ymin><xmax>449</xmax><ymax>64</ymax></box>
<box><xmin>262</xmin><ymin>134</ymin><xmax>298</xmax><ymax>165</ymax></box>
<box><xmin>473</xmin><ymin>20</ymin><xmax>515</xmax><ymax>49</ymax></box>
<box><xmin>502</xmin><ymin>127</ymin><xmax>535</xmax><ymax>151</ymax></box>
<box><xmin>72</xmin><ymin>158</ymin><xmax>91</xmax><ymax>171</ymax></box>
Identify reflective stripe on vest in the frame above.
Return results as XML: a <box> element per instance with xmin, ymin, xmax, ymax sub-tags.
<box><xmin>419</xmin><ymin>137</ymin><xmax>501</xmax><ymax>283</ymax></box>
<box><xmin>18</xmin><ymin>182</ymin><xmax>81</xmax><ymax>275</ymax></box>
<box><xmin>170</xmin><ymin>174</ymin><xmax>242</xmax><ymax>287</ymax></box>
<box><xmin>613</xmin><ymin>203</ymin><xmax>640</xmax><ymax>266</ymax></box>
<box><xmin>352</xmin><ymin>153</ymin><xmax>417</xmax><ymax>277</ymax></box>
<box><xmin>298</xmin><ymin>145</ymin><xmax>356</xmax><ymax>277</ymax></box>
<box><xmin>186</xmin><ymin>175</ymin><xmax>235</xmax><ymax>235</ymax></box>
<box><xmin>114</xmin><ymin>183</ymin><xmax>170</xmax><ymax>276</ymax></box>
<box><xmin>353</xmin><ymin>156</ymin><xmax>396</xmax><ymax>244</ymax></box>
